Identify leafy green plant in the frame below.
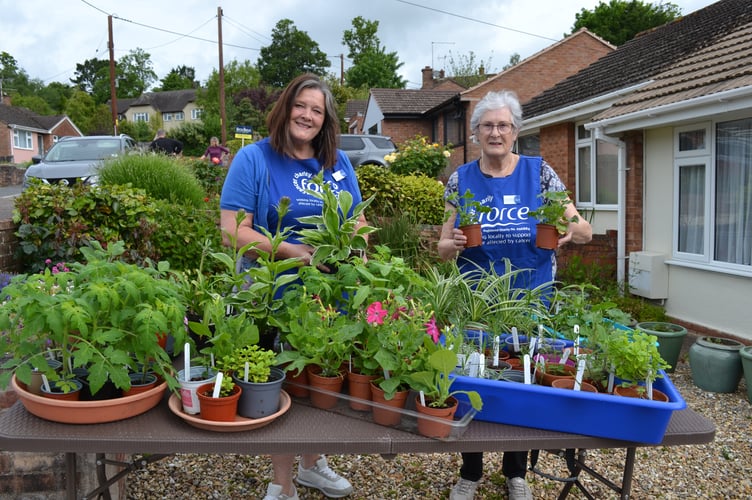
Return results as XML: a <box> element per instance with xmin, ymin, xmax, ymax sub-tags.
<box><xmin>384</xmin><ymin>135</ymin><xmax>452</xmax><ymax>178</ymax></box>
<box><xmin>605</xmin><ymin>329</ymin><xmax>670</xmax><ymax>389</ymax></box>
<box><xmin>0</xmin><ymin>240</ymin><xmax>187</xmax><ymax>396</ymax></box>
<box><xmin>296</xmin><ymin>175</ymin><xmax>378</xmax><ymax>269</ymax></box>
<box><xmin>445</xmin><ymin>188</ymin><xmax>491</xmax><ymax>227</ymax></box>
<box><xmin>528</xmin><ymin>190</ymin><xmax>578</xmax><ymax>234</ymax></box>
<box><xmin>218</xmin><ymin>345</ymin><xmax>277</xmax><ymax>383</ymax></box>
<box><xmin>14</xmin><ymin>182</ymin><xmax>158</xmax><ymax>272</ymax></box>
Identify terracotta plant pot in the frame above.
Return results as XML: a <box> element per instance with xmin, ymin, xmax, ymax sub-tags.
<box><xmin>370</xmin><ymin>382</ymin><xmax>409</xmax><ymax>427</ymax></box>
<box><xmin>460</xmin><ymin>223</ymin><xmax>483</xmax><ymax>248</ymax></box>
<box><xmin>551</xmin><ymin>378</ymin><xmax>598</xmax><ymax>393</ymax></box>
<box><xmin>613</xmin><ymin>385</ymin><xmax>669</xmax><ymax>402</ymax></box>
<box><xmin>196</xmin><ymin>382</ymin><xmax>242</xmax><ymax>422</ymax></box>
<box><xmin>346</xmin><ymin>370</ymin><xmax>378</xmax><ymax>411</ymax></box>
<box><xmin>282</xmin><ymin>363</ymin><xmax>310</xmax><ymax>398</ymax></box>
<box><xmin>535</xmin><ymin>223</ymin><xmax>559</xmax><ymax>250</ymax></box>
<box><xmin>536</xmin><ymin>363</ymin><xmax>576</xmax><ymax>386</ymax></box>
<box><xmin>305</xmin><ymin>365</ymin><xmax>344</xmax><ymax>410</ymax></box>
<box><xmin>415</xmin><ymin>395</ymin><xmax>458</xmax><ymax>439</ymax></box>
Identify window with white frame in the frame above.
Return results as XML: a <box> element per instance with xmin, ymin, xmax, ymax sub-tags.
<box><xmin>575</xmin><ymin>124</ymin><xmax>618</xmax><ymax>207</ymax></box>
<box><xmin>13</xmin><ymin>129</ymin><xmax>33</xmax><ymax>150</ymax></box>
<box><xmin>191</xmin><ymin>109</ymin><xmax>203</xmax><ymax>120</ymax></box>
<box><xmin>162</xmin><ymin>113</ymin><xmax>173</xmax><ymax>122</ymax></box>
<box><xmin>134</xmin><ymin>112</ymin><xmax>149</xmax><ymax>122</ymax></box>
<box><xmin>673</xmin><ymin>120</ymin><xmax>751</xmax><ymax>270</ymax></box>
<box><xmin>174</xmin><ymin>112</ymin><xmax>184</xmax><ymax>121</ymax></box>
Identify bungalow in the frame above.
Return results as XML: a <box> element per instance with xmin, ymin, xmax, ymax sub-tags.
<box><xmin>0</xmin><ymin>98</ymin><xmax>82</xmax><ymax>163</ymax></box>
<box><xmin>520</xmin><ymin>0</ymin><xmax>752</xmax><ymax>340</ymax></box>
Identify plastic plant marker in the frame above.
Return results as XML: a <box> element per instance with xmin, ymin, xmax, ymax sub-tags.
<box><xmin>479</xmin><ymin>354</ymin><xmax>485</xmax><ymax>377</ymax></box>
<box><xmin>511</xmin><ymin>327</ymin><xmax>520</xmax><ymax>352</ymax></box>
<box><xmin>184</xmin><ymin>343</ymin><xmax>190</xmax><ymax>382</ymax></box>
<box><xmin>523</xmin><ymin>355</ymin><xmax>531</xmax><ymax>384</ymax></box>
<box><xmin>419</xmin><ymin>391</ymin><xmax>425</xmax><ymax>406</ymax></box>
<box><xmin>560</xmin><ymin>349</ymin><xmax>570</xmax><ymax>365</ymax></box>
<box><xmin>41</xmin><ymin>374</ymin><xmax>51</xmax><ymax>393</ymax></box>
<box><xmin>212</xmin><ymin>372</ymin><xmax>223</xmax><ymax>398</ymax></box>
<box><xmin>492</xmin><ymin>336</ymin><xmax>500</xmax><ymax>366</ymax></box>
<box><xmin>244</xmin><ymin>362</ymin><xmax>249</xmax><ymax>383</ymax></box>
<box><xmin>575</xmin><ymin>358</ymin><xmax>587</xmax><ymax>391</ymax></box>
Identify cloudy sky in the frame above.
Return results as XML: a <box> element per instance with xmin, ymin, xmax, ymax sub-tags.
<box><xmin>4</xmin><ymin>0</ymin><xmax>716</xmax><ymax>90</ymax></box>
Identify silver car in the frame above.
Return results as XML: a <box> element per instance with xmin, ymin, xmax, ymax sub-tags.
<box><xmin>338</xmin><ymin>134</ymin><xmax>396</xmax><ymax>167</ymax></box>
<box><xmin>24</xmin><ymin>134</ymin><xmax>138</xmax><ymax>188</ymax></box>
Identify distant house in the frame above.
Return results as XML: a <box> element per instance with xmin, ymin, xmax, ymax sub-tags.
<box><xmin>360</xmin><ymin>28</ymin><xmax>613</xmax><ymax>178</ymax></box>
<box><xmin>0</xmin><ymin>99</ymin><xmax>82</xmax><ymax>164</ymax></box>
<box><xmin>520</xmin><ymin>0</ymin><xmax>752</xmax><ymax>340</ymax></box>
<box><xmin>120</xmin><ymin>89</ymin><xmax>201</xmax><ymax>132</ymax></box>
<box><xmin>344</xmin><ymin>99</ymin><xmax>367</xmax><ymax>134</ymax></box>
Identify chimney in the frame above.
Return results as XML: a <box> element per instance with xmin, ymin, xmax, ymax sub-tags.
<box><xmin>422</xmin><ymin>66</ymin><xmax>434</xmax><ymax>89</ymax></box>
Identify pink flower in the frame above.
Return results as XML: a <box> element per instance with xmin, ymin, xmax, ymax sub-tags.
<box><xmin>425</xmin><ymin>317</ymin><xmax>440</xmax><ymax>343</ymax></box>
<box><xmin>366</xmin><ymin>301</ymin><xmax>388</xmax><ymax>326</ymax></box>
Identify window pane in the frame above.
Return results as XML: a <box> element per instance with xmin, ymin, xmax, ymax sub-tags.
<box><xmin>577</xmin><ymin>146</ymin><xmax>592</xmax><ymax>203</ymax></box>
<box><xmin>518</xmin><ymin>134</ymin><xmax>540</xmax><ymax>156</ymax></box>
<box><xmin>596</xmin><ymin>140</ymin><xmax>618</xmax><ymax>204</ymax></box>
<box><xmin>577</xmin><ymin>125</ymin><xmax>591</xmax><ymax>140</ymax></box>
<box><xmin>715</xmin><ymin>119</ymin><xmax>752</xmax><ymax>265</ymax></box>
<box><xmin>679</xmin><ymin>129</ymin><xmax>706</xmax><ymax>152</ymax></box>
<box><xmin>678</xmin><ymin>164</ymin><xmax>705</xmax><ymax>254</ymax></box>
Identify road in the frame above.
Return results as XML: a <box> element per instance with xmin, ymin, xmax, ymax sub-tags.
<box><xmin>0</xmin><ymin>185</ymin><xmax>22</xmax><ymax>221</ymax></box>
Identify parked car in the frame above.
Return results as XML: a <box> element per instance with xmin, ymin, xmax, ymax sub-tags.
<box><xmin>23</xmin><ymin>135</ymin><xmax>138</xmax><ymax>188</ymax></box>
<box><xmin>338</xmin><ymin>134</ymin><xmax>396</xmax><ymax>167</ymax></box>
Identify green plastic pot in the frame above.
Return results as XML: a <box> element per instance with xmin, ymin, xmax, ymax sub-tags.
<box><xmin>636</xmin><ymin>322</ymin><xmax>688</xmax><ymax>373</ymax></box>
<box><xmin>740</xmin><ymin>346</ymin><xmax>752</xmax><ymax>404</ymax></box>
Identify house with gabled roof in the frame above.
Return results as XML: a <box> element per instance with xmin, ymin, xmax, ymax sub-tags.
<box><xmin>121</xmin><ymin>89</ymin><xmax>201</xmax><ymax>132</ymax></box>
<box><xmin>520</xmin><ymin>0</ymin><xmax>752</xmax><ymax>340</ymax></box>
<box><xmin>0</xmin><ymin>99</ymin><xmax>82</xmax><ymax>163</ymax></box>
<box><xmin>360</xmin><ymin>28</ymin><xmax>613</xmax><ymax>179</ymax></box>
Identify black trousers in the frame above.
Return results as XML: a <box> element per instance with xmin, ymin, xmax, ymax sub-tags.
<box><xmin>459</xmin><ymin>451</ymin><xmax>528</xmax><ymax>482</ymax></box>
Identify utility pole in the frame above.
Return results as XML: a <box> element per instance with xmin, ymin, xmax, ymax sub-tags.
<box><xmin>340</xmin><ymin>54</ymin><xmax>344</xmax><ymax>86</ymax></box>
<box><xmin>217</xmin><ymin>6</ymin><xmax>227</xmax><ymax>145</ymax></box>
<box><xmin>108</xmin><ymin>15</ymin><xmax>118</xmax><ymax>135</ymax></box>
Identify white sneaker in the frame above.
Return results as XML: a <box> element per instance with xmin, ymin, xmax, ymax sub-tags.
<box><xmin>507</xmin><ymin>477</ymin><xmax>533</xmax><ymax>500</ymax></box>
<box><xmin>296</xmin><ymin>456</ymin><xmax>353</xmax><ymax>498</ymax></box>
<box><xmin>450</xmin><ymin>478</ymin><xmax>480</xmax><ymax>500</ymax></box>
<box><xmin>263</xmin><ymin>483</ymin><xmax>299</xmax><ymax>500</ymax></box>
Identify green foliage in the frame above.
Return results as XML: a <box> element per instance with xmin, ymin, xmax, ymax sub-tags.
<box><xmin>169</xmin><ymin>122</ymin><xmax>210</xmax><ymax>157</ymax></box>
<box><xmin>571</xmin><ymin>0</ymin><xmax>682</xmax><ymax>46</ymax></box>
<box><xmin>385</xmin><ymin>135</ymin><xmax>452</xmax><ymax>178</ymax></box>
<box><xmin>218</xmin><ymin>345</ymin><xmax>277</xmax><ymax>384</ymax></box>
<box><xmin>181</xmin><ymin>157</ymin><xmax>227</xmax><ymax>198</ymax></box>
<box><xmin>14</xmin><ymin>182</ymin><xmax>158</xmax><ymax>272</ymax></box>
<box><xmin>528</xmin><ymin>190</ymin><xmax>578</xmax><ymax>233</ymax></box>
<box><xmin>117</xmin><ymin>119</ymin><xmax>155</xmax><ymax>143</ymax></box>
<box><xmin>446</xmin><ymin>188</ymin><xmax>491</xmax><ymax>227</ymax></box>
<box><xmin>606</xmin><ymin>329</ymin><xmax>670</xmax><ymax>385</ymax></box>
<box><xmin>0</xmin><ymin>240</ymin><xmax>187</xmax><ymax>396</ymax></box>
<box><xmin>356</xmin><ymin>165</ymin><xmax>444</xmax><ymax>224</ymax></box>
<box><xmin>257</xmin><ymin>19</ymin><xmax>331</xmax><ymax>87</ymax></box>
<box><xmin>99</xmin><ymin>153</ymin><xmax>207</xmax><ymax>208</ymax></box>
<box><xmin>371</xmin><ymin>213</ymin><xmax>435</xmax><ymax>273</ymax></box>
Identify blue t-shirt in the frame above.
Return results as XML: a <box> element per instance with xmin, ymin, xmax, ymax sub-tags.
<box><xmin>220</xmin><ymin>137</ymin><xmax>363</xmax><ymax>242</ymax></box>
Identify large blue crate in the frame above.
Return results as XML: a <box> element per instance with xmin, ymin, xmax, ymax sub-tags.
<box><xmin>452</xmin><ymin>370</ymin><xmax>686</xmax><ymax>444</ymax></box>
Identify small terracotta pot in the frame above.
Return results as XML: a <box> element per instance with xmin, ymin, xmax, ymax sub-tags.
<box><xmin>370</xmin><ymin>382</ymin><xmax>409</xmax><ymax>427</ymax></box>
<box><xmin>415</xmin><ymin>396</ymin><xmax>458</xmax><ymax>439</ymax></box>
<box><xmin>536</xmin><ymin>363</ymin><xmax>576</xmax><ymax>386</ymax></box>
<box><xmin>551</xmin><ymin>378</ymin><xmax>598</xmax><ymax>393</ymax></box>
<box><xmin>282</xmin><ymin>363</ymin><xmax>310</xmax><ymax>398</ymax></box>
<box><xmin>535</xmin><ymin>223</ymin><xmax>559</xmax><ymax>250</ymax></box>
<box><xmin>305</xmin><ymin>365</ymin><xmax>344</xmax><ymax>410</ymax></box>
<box><xmin>613</xmin><ymin>385</ymin><xmax>669</xmax><ymax>402</ymax></box>
<box><xmin>460</xmin><ymin>223</ymin><xmax>483</xmax><ymax>248</ymax></box>
<box><xmin>347</xmin><ymin>370</ymin><xmax>378</xmax><ymax>411</ymax></box>
<box><xmin>196</xmin><ymin>382</ymin><xmax>241</xmax><ymax>422</ymax></box>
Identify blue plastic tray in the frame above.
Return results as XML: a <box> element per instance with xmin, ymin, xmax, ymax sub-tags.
<box><xmin>452</xmin><ymin>370</ymin><xmax>686</xmax><ymax>444</ymax></box>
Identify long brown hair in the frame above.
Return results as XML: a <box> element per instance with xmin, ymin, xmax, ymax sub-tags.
<box><xmin>266</xmin><ymin>73</ymin><xmax>340</xmax><ymax>169</ymax></box>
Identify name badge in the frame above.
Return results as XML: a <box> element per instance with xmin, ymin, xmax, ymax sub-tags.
<box><xmin>503</xmin><ymin>194</ymin><xmax>520</xmax><ymax>205</ymax></box>
<box><xmin>333</xmin><ymin>170</ymin><xmax>346</xmax><ymax>181</ymax></box>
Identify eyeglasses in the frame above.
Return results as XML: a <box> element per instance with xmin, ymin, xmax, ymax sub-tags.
<box><xmin>478</xmin><ymin>122</ymin><xmax>515</xmax><ymax>134</ymax></box>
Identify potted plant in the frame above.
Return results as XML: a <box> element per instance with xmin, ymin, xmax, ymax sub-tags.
<box><xmin>218</xmin><ymin>344</ymin><xmax>284</xmax><ymax>419</ymax></box>
<box><xmin>527</xmin><ymin>190</ymin><xmax>579</xmax><ymax>249</ymax></box>
<box><xmin>196</xmin><ymin>373</ymin><xmax>242</xmax><ymax>422</ymax></box>
<box><xmin>0</xmin><ymin>240</ymin><xmax>187</xmax><ymax>408</ymax></box>
<box><xmin>605</xmin><ymin>328</ymin><xmax>671</xmax><ymax>400</ymax></box>
<box><xmin>445</xmin><ymin>188</ymin><xmax>491</xmax><ymax>248</ymax></box>
<box><xmin>635</xmin><ymin>321</ymin><xmax>688</xmax><ymax>373</ymax></box>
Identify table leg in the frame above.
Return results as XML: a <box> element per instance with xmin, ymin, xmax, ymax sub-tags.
<box><xmin>65</xmin><ymin>453</ymin><xmax>77</xmax><ymax>500</ymax></box>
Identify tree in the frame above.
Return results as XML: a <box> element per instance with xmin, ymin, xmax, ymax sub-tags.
<box><xmin>445</xmin><ymin>51</ymin><xmax>495</xmax><ymax>87</ymax></box>
<box><xmin>198</xmin><ymin>59</ymin><xmax>262</xmax><ymax>139</ymax></box>
<box><xmin>117</xmin><ymin>48</ymin><xmax>158</xmax><ymax>98</ymax></box>
<box><xmin>157</xmin><ymin>66</ymin><xmax>197</xmax><ymax>91</ymax></box>
<box><xmin>257</xmin><ymin>19</ymin><xmax>331</xmax><ymax>88</ymax></box>
<box><xmin>502</xmin><ymin>53</ymin><xmax>520</xmax><ymax>71</ymax></box>
<box><xmin>64</xmin><ymin>90</ymin><xmax>111</xmax><ymax>135</ymax></box>
<box><xmin>71</xmin><ymin>58</ymin><xmax>110</xmax><ymax>96</ymax></box>
<box><xmin>570</xmin><ymin>0</ymin><xmax>682</xmax><ymax>46</ymax></box>
<box><xmin>342</xmin><ymin>17</ymin><xmax>406</xmax><ymax>90</ymax></box>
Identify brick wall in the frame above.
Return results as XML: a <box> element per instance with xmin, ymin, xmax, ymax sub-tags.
<box><xmin>0</xmin><ymin>220</ymin><xmax>19</xmax><ymax>273</ymax></box>
<box><xmin>0</xmin><ymin>166</ymin><xmax>25</xmax><ymax>187</ymax></box>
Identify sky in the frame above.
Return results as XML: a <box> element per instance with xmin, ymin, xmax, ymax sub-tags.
<box><xmin>3</xmin><ymin>0</ymin><xmax>718</xmax><ymax>91</ymax></box>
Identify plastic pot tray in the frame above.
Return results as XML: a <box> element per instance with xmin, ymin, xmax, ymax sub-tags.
<box><xmin>283</xmin><ymin>380</ymin><xmax>476</xmax><ymax>441</ymax></box>
<box><xmin>451</xmin><ymin>370</ymin><xmax>685</xmax><ymax>444</ymax></box>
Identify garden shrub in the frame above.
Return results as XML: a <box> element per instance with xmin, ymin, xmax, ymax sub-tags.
<box><xmin>181</xmin><ymin>157</ymin><xmax>228</xmax><ymax>198</ymax></box>
<box><xmin>385</xmin><ymin>135</ymin><xmax>452</xmax><ymax>178</ymax></box>
<box><xmin>14</xmin><ymin>182</ymin><xmax>159</xmax><ymax>272</ymax></box>
<box><xmin>99</xmin><ymin>154</ymin><xmax>207</xmax><ymax>207</ymax></box>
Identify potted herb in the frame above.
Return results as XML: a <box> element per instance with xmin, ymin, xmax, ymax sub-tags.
<box><xmin>196</xmin><ymin>372</ymin><xmax>242</xmax><ymax>421</ymax></box>
<box><xmin>606</xmin><ymin>329</ymin><xmax>671</xmax><ymax>399</ymax></box>
<box><xmin>528</xmin><ymin>190</ymin><xmax>579</xmax><ymax>249</ymax></box>
<box><xmin>445</xmin><ymin>188</ymin><xmax>491</xmax><ymax>248</ymax></box>
<box><xmin>219</xmin><ymin>344</ymin><xmax>284</xmax><ymax>419</ymax></box>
